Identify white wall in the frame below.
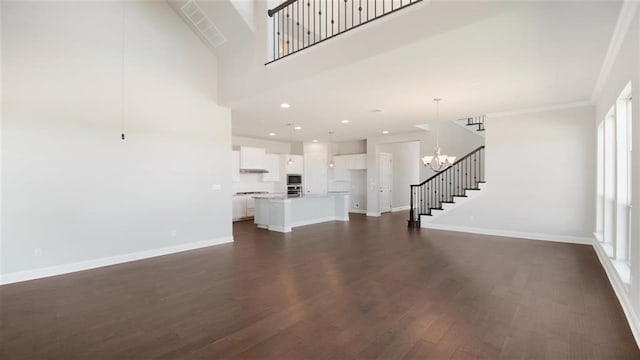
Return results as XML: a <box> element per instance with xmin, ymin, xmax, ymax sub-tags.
<box><xmin>1</xmin><ymin>1</ymin><xmax>231</xmax><ymax>280</ymax></box>
<box><xmin>366</xmin><ymin>121</ymin><xmax>484</xmax><ymax>215</ymax></box>
<box><xmin>431</xmin><ymin>105</ymin><xmax>596</xmax><ymax>239</ymax></box>
<box><xmin>379</xmin><ymin>141</ymin><xmax>420</xmax><ymax>210</ymax></box>
<box><xmin>336</xmin><ymin>140</ymin><xmax>367</xmax><ymax>155</ymax></box>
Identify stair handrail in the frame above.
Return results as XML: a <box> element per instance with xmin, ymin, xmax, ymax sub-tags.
<box><xmin>412</xmin><ymin>145</ymin><xmax>485</xmax><ymax>187</ymax></box>
<box><xmin>268</xmin><ymin>0</ymin><xmax>296</xmax><ymax>17</ymax></box>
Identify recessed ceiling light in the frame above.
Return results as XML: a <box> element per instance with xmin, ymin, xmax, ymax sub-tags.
<box><xmin>312</xmin><ymin>139</ymin><xmax>318</xmax><ymax>143</ymax></box>
<box><xmin>280</xmin><ymin>103</ymin><xmax>291</xmax><ymax>109</ymax></box>
<box><xmin>268</xmin><ymin>132</ymin><xmax>276</xmax><ymax>136</ymax></box>
<box><xmin>341</xmin><ymin>120</ymin><xmax>350</xmax><ymax>124</ymax></box>
<box><xmin>382</xmin><ymin>130</ymin><xmax>389</xmax><ymax>134</ymax></box>
<box><xmin>371</xmin><ymin>109</ymin><xmax>383</xmax><ymax>113</ymax></box>
<box><xmin>294</xmin><ymin>126</ymin><xmax>302</xmax><ymax>130</ymax></box>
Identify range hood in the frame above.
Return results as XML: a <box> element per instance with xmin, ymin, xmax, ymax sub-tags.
<box><xmin>240</xmin><ymin>168</ymin><xmax>269</xmax><ymax>174</ymax></box>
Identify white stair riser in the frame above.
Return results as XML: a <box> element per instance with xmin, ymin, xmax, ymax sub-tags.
<box><xmin>421</xmin><ymin>183</ymin><xmax>486</xmax><ymax>224</ymax></box>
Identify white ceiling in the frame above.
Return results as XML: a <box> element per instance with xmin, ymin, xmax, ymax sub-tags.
<box><xmin>211</xmin><ymin>1</ymin><xmax>621</xmax><ymax>142</ymax></box>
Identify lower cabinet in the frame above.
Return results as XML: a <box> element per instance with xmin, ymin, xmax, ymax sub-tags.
<box><xmin>233</xmin><ymin>195</ymin><xmax>247</xmax><ymax>220</ymax></box>
<box><xmin>233</xmin><ymin>195</ymin><xmax>256</xmax><ymax>220</ymax></box>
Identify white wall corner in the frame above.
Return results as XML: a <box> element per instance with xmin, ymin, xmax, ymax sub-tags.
<box><xmin>0</xmin><ymin>236</ymin><xmax>234</xmax><ymax>285</ymax></box>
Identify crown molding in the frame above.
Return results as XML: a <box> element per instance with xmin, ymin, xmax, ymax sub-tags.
<box><xmin>486</xmin><ymin>100</ymin><xmax>592</xmax><ymax>119</ymax></box>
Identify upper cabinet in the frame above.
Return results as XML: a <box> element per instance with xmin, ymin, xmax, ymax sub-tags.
<box><xmin>239</xmin><ymin>146</ymin><xmax>266</xmax><ymax>170</ymax></box>
<box><xmin>285</xmin><ymin>154</ymin><xmax>304</xmax><ymax>174</ymax></box>
<box><xmin>262</xmin><ymin>154</ymin><xmax>281</xmax><ymax>182</ymax></box>
<box><xmin>348</xmin><ymin>154</ymin><xmax>367</xmax><ymax>170</ymax></box>
<box><xmin>333</xmin><ymin>156</ymin><xmax>350</xmax><ymax>182</ymax></box>
<box><xmin>232</xmin><ymin>151</ymin><xmax>240</xmax><ymax>182</ymax></box>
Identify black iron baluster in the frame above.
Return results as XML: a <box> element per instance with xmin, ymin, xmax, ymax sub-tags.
<box><xmin>359</xmin><ymin>0</ymin><xmax>362</xmax><ymax>24</ymax></box>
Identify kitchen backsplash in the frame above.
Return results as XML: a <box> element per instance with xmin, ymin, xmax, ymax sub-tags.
<box><xmin>232</xmin><ymin>173</ymin><xmax>285</xmax><ymax>194</ymax></box>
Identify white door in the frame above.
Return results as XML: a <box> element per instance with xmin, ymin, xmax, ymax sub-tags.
<box><xmin>305</xmin><ymin>154</ymin><xmax>327</xmax><ymax>194</ymax></box>
<box><xmin>379</xmin><ymin>152</ymin><xmax>393</xmax><ymax>213</ymax></box>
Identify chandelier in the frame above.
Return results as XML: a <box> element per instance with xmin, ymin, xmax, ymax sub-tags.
<box><xmin>422</xmin><ymin>98</ymin><xmax>456</xmax><ymax>171</ymax></box>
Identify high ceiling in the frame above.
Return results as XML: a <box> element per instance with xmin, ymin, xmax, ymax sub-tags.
<box><xmin>179</xmin><ymin>1</ymin><xmax>622</xmax><ymax>143</ymax></box>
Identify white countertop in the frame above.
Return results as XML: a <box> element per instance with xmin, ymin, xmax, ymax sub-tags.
<box><xmin>252</xmin><ymin>192</ymin><xmax>349</xmax><ymax>200</ymax></box>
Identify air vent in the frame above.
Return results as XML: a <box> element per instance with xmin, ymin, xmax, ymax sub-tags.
<box><xmin>180</xmin><ymin>0</ymin><xmax>227</xmax><ymax>48</ymax></box>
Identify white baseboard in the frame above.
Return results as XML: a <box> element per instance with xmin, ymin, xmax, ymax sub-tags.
<box><xmin>350</xmin><ymin>209</ymin><xmax>366</xmax><ymax>214</ymax></box>
<box><xmin>268</xmin><ymin>225</ymin><xmax>291</xmax><ymax>233</ymax></box>
<box><xmin>391</xmin><ymin>205</ymin><xmax>410</xmax><ymax>212</ymax></box>
<box><xmin>0</xmin><ymin>236</ymin><xmax>234</xmax><ymax>285</ymax></box>
<box><xmin>366</xmin><ymin>211</ymin><xmax>381</xmax><ymax>217</ymax></box>
<box><xmin>592</xmin><ymin>238</ymin><xmax>640</xmax><ymax>348</ymax></box>
<box><xmin>421</xmin><ymin>223</ymin><xmax>592</xmax><ymax>245</ymax></box>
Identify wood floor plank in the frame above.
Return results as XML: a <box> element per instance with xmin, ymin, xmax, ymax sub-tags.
<box><xmin>1</xmin><ymin>212</ymin><xmax>638</xmax><ymax>359</ymax></box>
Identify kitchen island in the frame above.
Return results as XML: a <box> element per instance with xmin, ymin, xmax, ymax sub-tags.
<box><xmin>253</xmin><ymin>193</ymin><xmax>350</xmax><ymax>232</ymax></box>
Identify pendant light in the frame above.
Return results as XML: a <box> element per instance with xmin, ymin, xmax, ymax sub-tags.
<box><xmin>120</xmin><ymin>1</ymin><xmax>126</xmax><ymax>141</ymax></box>
<box><xmin>421</xmin><ymin>98</ymin><xmax>456</xmax><ymax>171</ymax></box>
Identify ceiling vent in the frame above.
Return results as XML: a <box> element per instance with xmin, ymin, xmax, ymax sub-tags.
<box><xmin>180</xmin><ymin>0</ymin><xmax>227</xmax><ymax>48</ymax></box>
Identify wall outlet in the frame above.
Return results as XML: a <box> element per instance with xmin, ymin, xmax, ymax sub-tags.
<box><xmin>171</xmin><ymin>229</ymin><xmax>177</xmax><ymax>237</ymax></box>
<box><xmin>211</xmin><ymin>184</ymin><xmax>222</xmax><ymax>191</ymax></box>
<box><xmin>470</xmin><ymin>215</ymin><xmax>475</xmax><ymax>222</ymax></box>
<box><xmin>354</xmin><ymin>203</ymin><xmax>360</xmax><ymax>209</ymax></box>
<box><xmin>34</xmin><ymin>248</ymin><xmax>43</xmax><ymax>257</ymax></box>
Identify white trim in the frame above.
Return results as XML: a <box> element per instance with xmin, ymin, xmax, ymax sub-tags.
<box><xmin>486</xmin><ymin>101</ymin><xmax>592</xmax><ymax>119</ymax></box>
<box><xmin>591</xmin><ymin>1</ymin><xmax>640</xmax><ymax>102</ymax></box>
<box><xmin>391</xmin><ymin>205</ymin><xmax>410</xmax><ymax>212</ymax></box>
<box><xmin>268</xmin><ymin>225</ymin><xmax>291</xmax><ymax>233</ymax></box>
<box><xmin>291</xmin><ymin>216</ymin><xmax>343</xmax><ymax>228</ymax></box>
<box><xmin>0</xmin><ymin>236</ymin><xmax>234</xmax><ymax>285</ymax></box>
<box><xmin>421</xmin><ymin>223</ymin><xmax>592</xmax><ymax>245</ymax></box>
<box><xmin>592</xmin><ymin>238</ymin><xmax>640</xmax><ymax>347</ymax></box>
<box><xmin>350</xmin><ymin>209</ymin><xmax>366</xmax><ymax>214</ymax></box>
<box><xmin>366</xmin><ymin>211</ymin><xmax>381</xmax><ymax>217</ymax></box>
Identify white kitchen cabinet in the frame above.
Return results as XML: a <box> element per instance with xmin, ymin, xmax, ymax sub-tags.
<box><xmin>348</xmin><ymin>154</ymin><xmax>367</xmax><ymax>170</ymax></box>
<box><xmin>232</xmin><ymin>151</ymin><xmax>240</xmax><ymax>183</ymax></box>
<box><xmin>246</xmin><ymin>197</ymin><xmax>255</xmax><ymax>216</ymax></box>
<box><xmin>232</xmin><ymin>195</ymin><xmax>246</xmax><ymax>220</ymax></box>
<box><xmin>261</xmin><ymin>154</ymin><xmax>281</xmax><ymax>182</ymax></box>
<box><xmin>304</xmin><ymin>154</ymin><xmax>327</xmax><ymax>194</ymax></box>
<box><xmin>332</xmin><ymin>156</ymin><xmax>350</xmax><ymax>182</ymax></box>
<box><xmin>285</xmin><ymin>154</ymin><xmax>304</xmax><ymax>174</ymax></box>
<box><xmin>240</xmin><ymin>146</ymin><xmax>266</xmax><ymax>170</ymax></box>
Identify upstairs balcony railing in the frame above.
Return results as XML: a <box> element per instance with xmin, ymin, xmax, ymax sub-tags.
<box><xmin>267</xmin><ymin>0</ymin><xmax>423</xmax><ymax>64</ymax></box>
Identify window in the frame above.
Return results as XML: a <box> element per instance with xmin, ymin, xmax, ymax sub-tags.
<box><xmin>596</xmin><ymin>82</ymin><xmax>632</xmax><ymax>269</ymax></box>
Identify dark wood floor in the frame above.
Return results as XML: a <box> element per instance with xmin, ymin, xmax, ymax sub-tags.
<box><xmin>1</xmin><ymin>212</ymin><xmax>638</xmax><ymax>359</ymax></box>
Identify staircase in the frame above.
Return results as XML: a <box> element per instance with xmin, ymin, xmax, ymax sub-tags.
<box><xmin>408</xmin><ymin>146</ymin><xmax>485</xmax><ymax>228</ymax></box>
<box><xmin>453</xmin><ymin>115</ymin><xmax>486</xmax><ymax>138</ymax></box>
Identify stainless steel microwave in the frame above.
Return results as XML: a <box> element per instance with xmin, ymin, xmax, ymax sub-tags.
<box><xmin>287</xmin><ymin>174</ymin><xmax>302</xmax><ymax>185</ymax></box>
